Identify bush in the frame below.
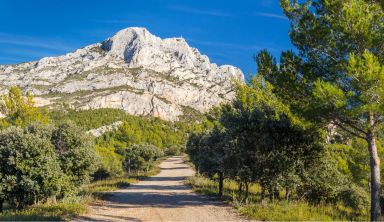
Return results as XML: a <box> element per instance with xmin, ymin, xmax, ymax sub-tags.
<box><xmin>164</xmin><ymin>145</ymin><xmax>185</xmax><ymax>156</ymax></box>
<box><xmin>124</xmin><ymin>143</ymin><xmax>163</xmax><ymax>174</ymax></box>
<box><xmin>93</xmin><ymin>145</ymin><xmax>124</xmax><ymax>180</ymax></box>
<box><xmin>298</xmin><ymin>152</ymin><xmax>349</xmax><ymax>204</ymax></box>
<box><xmin>0</xmin><ymin>127</ymin><xmax>65</xmax><ymax>210</ymax></box>
<box><xmin>338</xmin><ymin>184</ymin><xmax>370</xmax><ymax>213</ymax></box>
<box><xmin>51</xmin><ymin>122</ymin><xmax>98</xmax><ymax>191</ymax></box>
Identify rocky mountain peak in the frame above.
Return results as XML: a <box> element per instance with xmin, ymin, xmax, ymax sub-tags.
<box><xmin>101</xmin><ymin>27</ymin><xmax>158</xmax><ymax>61</ymax></box>
<box><xmin>0</xmin><ymin>27</ymin><xmax>244</xmax><ymax>121</ymax></box>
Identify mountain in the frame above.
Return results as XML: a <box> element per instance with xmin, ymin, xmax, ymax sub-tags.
<box><xmin>0</xmin><ymin>27</ymin><xmax>244</xmax><ymax>121</ymax></box>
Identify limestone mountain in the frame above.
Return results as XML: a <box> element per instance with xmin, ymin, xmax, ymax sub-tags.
<box><xmin>0</xmin><ymin>27</ymin><xmax>244</xmax><ymax>121</ymax></box>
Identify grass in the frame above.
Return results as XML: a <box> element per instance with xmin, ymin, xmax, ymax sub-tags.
<box><xmin>86</xmin><ymin>177</ymin><xmax>137</xmax><ymax>193</ymax></box>
<box><xmin>186</xmin><ymin>176</ymin><xmax>369</xmax><ymax>221</ymax></box>
<box><xmin>0</xmin><ymin>157</ymin><xmax>165</xmax><ymax>221</ymax></box>
<box><xmin>237</xmin><ymin>201</ymin><xmax>368</xmax><ymax>221</ymax></box>
<box><xmin>0</xmin><ymin>200</ymin><xmax>87</xmax><ymax>221</ymax></box>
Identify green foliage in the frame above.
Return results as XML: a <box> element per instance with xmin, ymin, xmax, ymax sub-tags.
<box><xmin>188</xmin><ymin>77</ymin><xmax>323</xmax><ymax>202</ymax></box>
<box><xmin>51</xmin><ymin>122</ymin><xmax>98</xmax><ymax>190</ymax></box>
<box><xmin>0</xmin><ymin>201</ymin><xmax>87</xmax><ymax>221</ymax></box>
<box><xmin>0</xmin><ymin>122</ymin><xmax>98</xmax><ymax>211</ymax></box>
<box><xmin>103</xmin><ymin>117</ymin><xmax>196</xmax><ymax>149</ymax></box>
<box><xmin>298</xmin><ymin>150</ymin><xmax>349</xmax><ymax>204</ymax></box>
<box><xmin>0</xmin><ymin>126</ymin><xmax>64</xmax><ymax>210</ymax></box>
<box><xmin>187</xmin><ymin>176</ymin><xmax>369</xmax><ymax>221</ymax></box>
<box><xmin>123</xmin><ymin>143</ymin><xmax>163</xmax><ymax>174</ymax></box>
<box><xmin>238</xmin><ymin>202</ymin><xmax>365</xmax><ymax>221</ymax></box>
<box><xmin>85</xmin><ymin>177</ymin><xmax>135</xmax><ymax>193</ymax></box>
<box><xmin>164</xmin><ymin>145</ymin><xmax>185</xmax><ymax>156</ymax></box>
<box><xmin>256</xmin><ymin>0</ymin><xmax>384</xmax><ymax>219</ymax></box>
<box><xmin>0</xmin><ymin>86</ymin><xmax>49</xmax><ymax>129</ymax></box>
<box><xmin>93</xmin><ymin>145</ymin><xmax>124</xmax><ymax>180</ymax></box>
<box><xmin>50</xmin><ymin>108</ymin><xmax>128</xmax><ymax>131</ymax></box>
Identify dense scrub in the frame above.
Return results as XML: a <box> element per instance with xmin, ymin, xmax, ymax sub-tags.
<box><xmin>0</xmin><ymin>121</ymin><xmax>97</xmax><ymax>211</ymax></box>
<box><xmin>50</xmin><ymin>108</ymin><xmax>128</xmax><ymax>131</ymax></box>
<box><xmin>186</xmin><ymin>176</ymin><xmax>369</xmax><ymax>221</ymax></box>
<box><xmin>0</xmin><ymin>87</ymin><xmax>189</xmax><ymax>216</ymax></box>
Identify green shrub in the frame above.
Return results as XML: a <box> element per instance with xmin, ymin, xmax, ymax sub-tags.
<box><xmin>164</xmin><ymin>145</ymin><xmax>185</xmax><ymax>156</ymax></box>
<box><xmin>187</xmin><ymin>176</ymin><xmax>369</xmax><ymax>221</ymax></box>
<box><xmin>93</xmin><ymin>145</ymin><xmax>124</xmax><ymax>180</ymax></box>
<box><xmin>124</xmin><ymin>143</ymin><xmax>163</xmax><ymax>174</ymax></box>
<box><xmin>50</xmin><ymin>108</ymin><xmax>128</xmax><ymax>131</ymax></box>
<box><xmin>51</xmin><ymin>122</ymin><xmax>98</xmax><ymax>191</ymax></box>
<box><xmin>0</xmin><ymin>126</ymin><xmax>65</xmax><ymax>210</ymax></box>
<box><xmin>338</xmin><ymin>184</ymin><xmax>370</xmax><ymax>213</ymax></box>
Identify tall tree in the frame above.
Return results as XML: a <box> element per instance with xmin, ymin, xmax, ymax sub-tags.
<box><xmin>257</xmin><ymin>0</ymin><xmax>384</xmax><ymax>220</ymax></box>
<box><xmin>0</xmin><ymin>86</ymin><xmax>49</xmax><ymax>128</ymax></box>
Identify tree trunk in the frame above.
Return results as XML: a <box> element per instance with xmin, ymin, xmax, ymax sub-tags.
<box><xmin>260</xmin><ymin>186</ymin><xmax>265</xmax><ymax>203</ymax></box>
<box><xmin>368</xmin><ymin>113</ymin><xmax>382</xmax><ymax>221</ymax></box>
<box><xmin>128</xmin><ymin>158</ymin><xmax>131</xmax><ymax>175</ymax></box>
<box><xmin>285</xmin><ymin>187</ymin><xmax>290</xmax><ymax>202</ymax></box>
<box><xmin>244</xmin><ymin>181</ymin><xmax>249</xmax><ymax>203</ymax></box>
<box><xmin>218</xmin><ymin>172</ymin><xmax>224</xmax><ymax>197</ymax></box>
<box><xmin>0</xmin><ymin>198</ymin><xmax>3</xmax><ymax>212</ymax></box>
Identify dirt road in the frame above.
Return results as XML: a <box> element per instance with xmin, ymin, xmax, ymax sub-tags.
<box><xmin>78</xmin><ymin>156</ymin><xmax>248</xmax><ymax>222</ymax></box>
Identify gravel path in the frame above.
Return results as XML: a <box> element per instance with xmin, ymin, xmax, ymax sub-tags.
<box><xmin>77</xmin><ymin>156</ymin><xmax>249</xmax><ymax>222</ymax></box>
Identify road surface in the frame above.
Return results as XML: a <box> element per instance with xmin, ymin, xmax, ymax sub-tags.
<box><xmin>78</xmin><ymin>156</ymin><xmax>248</xmax><ymax>222</ymax></box>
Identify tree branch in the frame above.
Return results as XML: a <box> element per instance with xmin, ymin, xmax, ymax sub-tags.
<box><xmin>332</xmin><ymin>121</ymin><xmax>366</xmax><ymax>140</ymax></box>
<box><xmin>338</xmin><ymin>118</ymin><xmax>368</xmax><ymax>135</ymax></box>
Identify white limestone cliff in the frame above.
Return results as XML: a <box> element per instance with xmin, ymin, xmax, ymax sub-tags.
<box><xmin>0</xmin><ymin>27</ymin><xmax>244</xmax><ymax>121</ymax></box>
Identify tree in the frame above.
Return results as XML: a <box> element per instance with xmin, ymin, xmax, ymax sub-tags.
<box><xmin>187</xmin><ymin>127</ymin><xmax>227</xmax><ymax>196</ymax></box>
<box><xmin>51</xmin><ymin>122</ymin><xmax>97</xmax><ymax>190</ymax></box>
<box><xmin>256</xmin><ymin>0</ymin><xmax>384</xmax><ymax>220</ymax></box>
<box><xmin>0</xmin><ymin>86</ymin><xmax>49</xmax><ymax>128</ymax></box>
<box><xmin>0</xmin><ymin>126</ymin><xmax>64</xmax><ymax>210</ymax></box>
<box><xmin>187</xmin><ymin>77</ymin><xmax>323</xmax><ymax>202</ymax></box>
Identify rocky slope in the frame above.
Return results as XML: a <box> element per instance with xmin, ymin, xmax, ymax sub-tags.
<box><xmin>0</xmin><ymin>27</ymin><xmax>244</xmax><ymax>121</ymax></box>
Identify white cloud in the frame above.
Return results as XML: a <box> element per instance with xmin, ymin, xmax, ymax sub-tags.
<box><xmin>253</xmin><ymin>12</ymin><xmax>288</xmax><ymax>20</ymax></box>
<box><xmin>0</xmin><ymin>33</ymin><xmax>74</xmax><ymax>52</ymax></box>
<box><xmin>168</xmin><ymin>6</ymin><xmax>231</xmax><ymax>17</ymax></box>
<box><xmin>91</xmin><ymin>19</ymin><xmax>138</xmax><ymax>24</ymax></box>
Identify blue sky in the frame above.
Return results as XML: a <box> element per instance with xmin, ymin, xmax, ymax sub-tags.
<box><xmin>0</xmin><ymin>0</ymin><xmax>292</xmax><ymax>75</ymax></box>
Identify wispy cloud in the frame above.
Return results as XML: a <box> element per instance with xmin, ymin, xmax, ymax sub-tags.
<box><xmin>168</xmin><ymin>6</ymin><xmax>231</xmax><ymax>17</ymax></box>
<box><xmin>91</xmin><ymin>19</ymin><xmax>138</xmax><ymax>24</ymax></box>
<box><xmin>0</xmin><ymin>33</ymin><xmax>75</xmax><ymax>52</ymax></box>
<box><xmin>2</xmin><ymin>48</ymin><xmax>61</xmax><ymax>58</ymax></box>
<box><xmin>253</xmin><ymin>12</ymin><xmax>288</xmax><ymax>20</ymax></box>
<box><xmin>71</xmin><ymin>29</ymin><xmax>117</xmax><ymax>38</ymax></box>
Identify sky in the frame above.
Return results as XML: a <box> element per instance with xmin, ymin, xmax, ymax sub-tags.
<box><xmin>0</xmin><ymin>0</ymin><xmax>293</xmax><ymax>76</ymax></box>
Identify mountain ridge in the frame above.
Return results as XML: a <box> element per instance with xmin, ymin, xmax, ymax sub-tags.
<box><xmin>0</xmin><ymin>27</ymin><xmax>244</xmax><ymax>121</ymax></box>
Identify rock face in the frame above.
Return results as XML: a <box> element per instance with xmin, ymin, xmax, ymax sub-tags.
<box><xmin>0</xmin><ymin>27</ymin><xmax>244</xmax><ymax>121</ymax></box>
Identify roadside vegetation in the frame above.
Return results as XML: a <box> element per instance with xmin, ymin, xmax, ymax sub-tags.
<box><xmin>0</xmin><ymin>87</ymin><xmax>191</xmax><ymax>221</ymax></box>
<box><xmin>187</xmin><ymin>1</ymin><xmax>384</xmax><ymax>221</ymax></box>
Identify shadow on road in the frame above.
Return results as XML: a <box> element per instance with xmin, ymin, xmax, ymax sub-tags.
<box><xmin>105</xmin><ymin>191</ymin><xmax>223</xmax><ymax>209</ymax></box>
